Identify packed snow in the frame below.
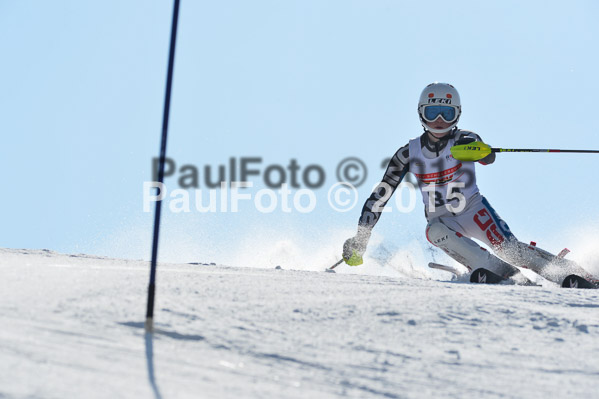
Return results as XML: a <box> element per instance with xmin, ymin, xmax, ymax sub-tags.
<box><xmin>1</xmin><ymin>247</ymin><xmax>598</xmax><ymax>399</ymax></box>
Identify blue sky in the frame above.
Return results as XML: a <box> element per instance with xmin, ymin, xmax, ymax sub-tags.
<box><xmin>2</xmin><ymin>1</ymin><xmax>599</xmax><ymax>269</ymax></box>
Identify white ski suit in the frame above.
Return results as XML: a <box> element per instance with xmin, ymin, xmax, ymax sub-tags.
<box><xmin>357</xmin><ymin>129</ymin><xmax>588</xmax><ymax>283</ymax></box>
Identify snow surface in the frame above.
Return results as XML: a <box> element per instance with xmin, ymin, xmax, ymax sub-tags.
<box><xmin>1</xmin><ymin>248</ymin><xmax>598</xmax><ymax>399</ymax></box>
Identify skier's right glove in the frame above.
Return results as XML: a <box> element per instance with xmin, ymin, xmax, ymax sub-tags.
<box><xmin>343</xmin><ymin>226</ymin><xmax>372</xmax><ymax>266</ymax></box>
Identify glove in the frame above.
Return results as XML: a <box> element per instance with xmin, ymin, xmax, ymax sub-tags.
<box><xmin>343</xmin><ymin>226</ymin><xmax>372</xmax><ymax>266</ymax></box>
<box><xmin>478</xmin><ymin>152</ymin><xmax>496</xmax><ymax>165</ymax></box>
<box><xmin>343</xmin><ymin>238</ymin><xmax>365</xmax><ymax>266</ymax></box>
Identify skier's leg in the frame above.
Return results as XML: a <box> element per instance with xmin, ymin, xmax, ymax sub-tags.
<box><xmin>496</xmin><ymin>239</ymin><xmax>592</xmax><ymax>283</ymax></box>
<box><xmin>426</xmin><ymin>219</ymin><xmax>525</xmax><ymax>280</ymax></box>
<box><xmin>462</xmin><ymin>196</ymin><xmax>592</xmax><ymax>283</ymax></box>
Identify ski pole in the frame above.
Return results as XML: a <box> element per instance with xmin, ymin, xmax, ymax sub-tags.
<box><xmin>494</xmin><ymin>148</ymin><xmax>599</xmax><ymax>154</ymax></box>
<box><xmin>451</xmin><ymin>141</ymin><xmax>599</xmax><ymax>162</ymax></box>
<box><xmin>328</xmin><ymin>259</ymin><xmax>344</xmax><ymax>270</ymax></box>
<box><xmin>146</xmin><ymin>0</ymin><xmax>181</xmax><ymax>334</ymax></box>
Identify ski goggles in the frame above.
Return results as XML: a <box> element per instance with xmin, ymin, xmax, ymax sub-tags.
<box><xmin>421</xmin><ymin>105</ymin><xmax>458</xmax><ymax>123</ymax></box>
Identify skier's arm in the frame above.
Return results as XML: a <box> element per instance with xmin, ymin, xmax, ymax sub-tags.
<box><xmin>358</xmin><ymin>144</ymin><xmax>410</xmax><ymax>229</ymax></box>
<box><xmin>343</xmin><ymin>145</ymin><xmax>409</xmax><ymax>264</ymax></box>
<box><xmin>455</xmin><ymin>130</ymin><xmax>496</xmax><ymax>165</ymax></box>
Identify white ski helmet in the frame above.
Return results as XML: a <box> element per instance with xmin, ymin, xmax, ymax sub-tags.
<box><xmin>417</xmin><ymin>82</ymin><xmax>461</xmax><ymax>134</ymax></box>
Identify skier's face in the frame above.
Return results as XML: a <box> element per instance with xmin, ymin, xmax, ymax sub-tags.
<box><xmin>426</xmin><ymin>116</ymin><xmax>452</xmax><ymax>138</ymax></box>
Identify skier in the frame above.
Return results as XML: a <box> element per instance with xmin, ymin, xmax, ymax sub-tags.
<box><xmin>342</xmin><ymin>82</ymin><xmax>593</xmax><ymax>285</ymax></box>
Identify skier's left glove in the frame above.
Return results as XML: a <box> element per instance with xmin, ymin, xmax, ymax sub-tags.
<box><xmin>455</xmin><ymin>137</ymin><xmax>495</xmax><ymax>165</ymax></box>
<box><xmin>343</xmin><ymin>226</ymin><xmax>372</xmax><ymax>266</ymax></box>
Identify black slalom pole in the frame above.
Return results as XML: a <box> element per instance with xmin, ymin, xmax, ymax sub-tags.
<box><xmin>146</xmin><ymin>0</ymin><xmax>181</xmax><ymax>333</ymax></box>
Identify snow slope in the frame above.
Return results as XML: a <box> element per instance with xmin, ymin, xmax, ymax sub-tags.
<box><xmin>1</xmin><ymin>248</ymin><xmax>598</xmax><ymax>399</ymax></box>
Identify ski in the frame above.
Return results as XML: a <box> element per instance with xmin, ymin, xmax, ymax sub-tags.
<box><xmin>561</xmin><ymin>274</ymin><xmax>598</xmax><ymax>289</ymax></box>
<box><xmin>470</xmin><ymin>268</ymin><xmax>507</xmax><ymax>284</ymax></box>
<box><xmin>428</xmin><ymin>262</ymin><xmax>466</xmax><ymax>276</ymax></box>
<box><xmin>469</xmin><ymin>268</ymin><xmax>540</xmax><ymax>286</ymax></box>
